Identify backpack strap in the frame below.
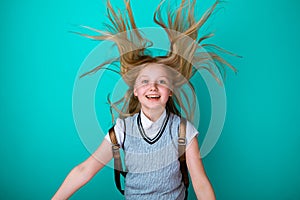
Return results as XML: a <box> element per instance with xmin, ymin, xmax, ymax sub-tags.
<box><xmin>179</xmin><ymin>117</ymin><xmax>189</xmax><ymax>199</ymax></box>
<box><xmin>109</xmin><ymin>126</ymin><xmax>126</xmax><ymax>195</ymax></box>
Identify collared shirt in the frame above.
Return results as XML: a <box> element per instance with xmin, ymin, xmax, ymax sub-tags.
<box><xmin>140</xmin><ymin>109</ymin><xmax>167</xmax><ymax>139</ymax></box>
<box><xmin>105</xmin><ymin>109</ymin><xmax>198</xmax><ymax>147</ymax></box>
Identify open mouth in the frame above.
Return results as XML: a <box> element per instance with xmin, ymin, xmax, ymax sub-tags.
<box><xmin>145</xmin><ymin>95</ymin><xmax>161</xmax><ymax>99</ymax></box>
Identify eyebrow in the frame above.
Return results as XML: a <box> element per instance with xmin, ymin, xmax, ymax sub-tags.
<box><xmin>138</xmin><ymin>75</ymin><xmax>169</xmax><ymax>79</ymax></box>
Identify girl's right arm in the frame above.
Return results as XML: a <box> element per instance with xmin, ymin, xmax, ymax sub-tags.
<box><xmin>52</xmin><ymin>139</ymin><xmax>113</xmax><ymax>200</ymax></box>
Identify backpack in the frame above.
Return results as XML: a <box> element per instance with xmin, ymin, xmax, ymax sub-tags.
<box><xmin>108</xmin><ymin>117</ymin><xmax>189</xmax><ymax>199</ymax></box>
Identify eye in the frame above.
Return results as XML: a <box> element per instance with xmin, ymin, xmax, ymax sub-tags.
<box><xmin>158</xmin><ymin>79</ymin><xmax>167</xmax><ymax>84</ymax></box>
<box><xmin>141</xmin><ymin>79</ymin><xmax>149</xmax><ymax>84</ymax></box>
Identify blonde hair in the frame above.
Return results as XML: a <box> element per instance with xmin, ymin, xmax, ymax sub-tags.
<box><xmin>76</xmin><ymin>0</ymin><xmax>238</xmax><ymax>121</ymax></box>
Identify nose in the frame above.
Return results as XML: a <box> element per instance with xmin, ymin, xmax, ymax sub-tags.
<box><xmin>149</xmin><ymin>82</ymin><xmax>158</xmax><ymax>91</ymax></box>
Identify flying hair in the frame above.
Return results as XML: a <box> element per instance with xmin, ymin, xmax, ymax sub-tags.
<box><xmin>74</xmin><ymin>0</ymin><xmax>238</xmax><ymax>122</ymax></box>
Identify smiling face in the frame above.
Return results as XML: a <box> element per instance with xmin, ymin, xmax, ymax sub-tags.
<box><xmin>133</xmin><ymin>63</ymin><xmax>173</xmax><ymax>115</ymax></box>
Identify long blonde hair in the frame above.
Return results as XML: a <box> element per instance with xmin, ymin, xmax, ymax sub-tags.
<box><xmin>76</xmin><ymin>0</ymin><xmax>238</xmax><ymax>121</ymax></box>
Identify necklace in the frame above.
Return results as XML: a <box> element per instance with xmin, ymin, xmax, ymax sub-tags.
<box><xmin>137</xmin><ymin>110</ymin><xmax>170</xmax><ymax>144</ymax></box>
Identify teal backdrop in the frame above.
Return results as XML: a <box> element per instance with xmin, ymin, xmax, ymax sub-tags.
<box><xmin>1</xmin><ymin>0</ymin><xmax>299</xmax><ymax>199</ymax></box>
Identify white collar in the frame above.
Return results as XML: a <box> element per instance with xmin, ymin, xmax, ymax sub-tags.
<box><xmin>140</xmin><ymin>109</ymin><xmax>166</xmax><ymax>130</ymax></box>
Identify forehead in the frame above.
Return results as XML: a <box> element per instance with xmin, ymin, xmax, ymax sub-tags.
<box><xmin>137</xmin><ymin>63</ymin><xmax>170</xmax><ymax>77</ymax></box>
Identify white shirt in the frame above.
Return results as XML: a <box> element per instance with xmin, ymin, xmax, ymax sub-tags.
<box><xmin>105</xmin><ymin>109</ymin><xmax>199</xmax><ymax>147</ymax></box>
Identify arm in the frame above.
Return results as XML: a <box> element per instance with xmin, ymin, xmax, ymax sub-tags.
<box><xmin>186</xmin><ymin>137</ymin><xmax>216</xmax><ymax>200</ymax></box>
<box><xmin>52</xmin><ymin>139</ymin><xmax>113</xmax><ymax>200</ymax></box>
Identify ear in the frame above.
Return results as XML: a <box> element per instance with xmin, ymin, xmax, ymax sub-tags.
<box><xmin>133</xmin><ymin>88</ymin><xmax>137</xmax><ymax>97</ymax></box>
<box><xmin>169</xmin><ymin>90</ymin><xmax>173</xmax><ymax>96</ymax></box>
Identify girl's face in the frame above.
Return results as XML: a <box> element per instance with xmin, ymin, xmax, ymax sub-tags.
<box><xmin>134</xmin><ymin>63</ymin><xmax>173</xmax><ymax>112</ymax></box>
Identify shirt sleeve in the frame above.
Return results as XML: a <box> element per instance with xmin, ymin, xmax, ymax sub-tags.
<box><xmin>104</xmin><ymin>118</ymin><xmax>125</xmax><ymax>147</ymax></box>
<box><xmin>185</xmin><ymin>120</ymin><xmax>199</xmax><ymax>146</ymax></box>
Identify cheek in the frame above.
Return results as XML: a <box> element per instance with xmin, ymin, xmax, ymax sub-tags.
<box><xmin>160</xmin><ymin>87</ymin><xmax>172</xmax><ymax>97</ymax></box>
<box><xmin>134</xmin><ymin>86</ymin><xmax>144</xmax><ymax>96</ymax></box>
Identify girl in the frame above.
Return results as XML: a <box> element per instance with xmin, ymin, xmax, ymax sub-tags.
<box><xmin>53</xmin><ymin>0</ymin><xmax>236</xmax><ymax>199</ymax></box>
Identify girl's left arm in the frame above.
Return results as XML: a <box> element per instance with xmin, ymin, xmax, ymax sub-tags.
<box><xmin>186</xmin><ymin>137</ymin><xmax>216</xmax><ymax>200</ymax></box>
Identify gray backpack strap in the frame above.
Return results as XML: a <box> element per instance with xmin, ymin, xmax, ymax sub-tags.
<box><xmin>109</xmin><ymin>126</ymin><xmax>125</xmax><ymax>195</ymax></box>
<box><xmin>178</xmin><ymin>117</ymin><xmax>189</xmax><ymax>199</ymax></box>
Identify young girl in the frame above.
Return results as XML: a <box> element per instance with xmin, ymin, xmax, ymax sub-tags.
<box><xmin>52</xmin><ymin>0</ymin><xmax>236</xmax><ymax>199</ymax></box>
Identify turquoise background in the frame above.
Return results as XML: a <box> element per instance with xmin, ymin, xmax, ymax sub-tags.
<box><xmin>1</xmin><ymin>0</ymin><xmax>299</xmax><ymax>199</ymax></box>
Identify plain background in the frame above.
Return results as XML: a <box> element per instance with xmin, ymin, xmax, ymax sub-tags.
<box><xmin>1</xmin><ymin>0</ymin><xmax>299</xmax><ymax>199</ymax></box>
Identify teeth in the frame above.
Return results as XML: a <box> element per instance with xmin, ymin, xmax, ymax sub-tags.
<box><xmin>146</xmin><ymin>95</ymin><xmax>160</xmax><ymax>98</ymax></box>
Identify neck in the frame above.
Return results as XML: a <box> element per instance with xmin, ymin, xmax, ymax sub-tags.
<box><xmin>141</xmin><ymin>107</ymin><xmax>165</xmax><ymax>122</ymax></box>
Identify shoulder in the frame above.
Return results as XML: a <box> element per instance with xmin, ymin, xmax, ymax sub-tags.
<box><xmin>121</xmin><ymin>113</ymin><xmax>139</xmax><ymax>123</ymax></box>
<box><xmin>169</xmin><ymin>112</ymin><xmax>181</xmax><ymax>123</ymax></box>
<box><xmin>114</xmin><ymin>113</ymin><xmax>139</xmax><ymax>142</ymax></box>
<box><xmin>186</xmin><ymin>120</ymin><xmax>198</xmax><ymax>133</ymax></box>
<box><xmin>169</xmin><ymin>113</ymin><xmax>197</xmax><ymax>130</ymax></box>
<box><xmin>170</xmin><ymin>113</ymin><xmax>199</xmax><ymax>145</ymax></box>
